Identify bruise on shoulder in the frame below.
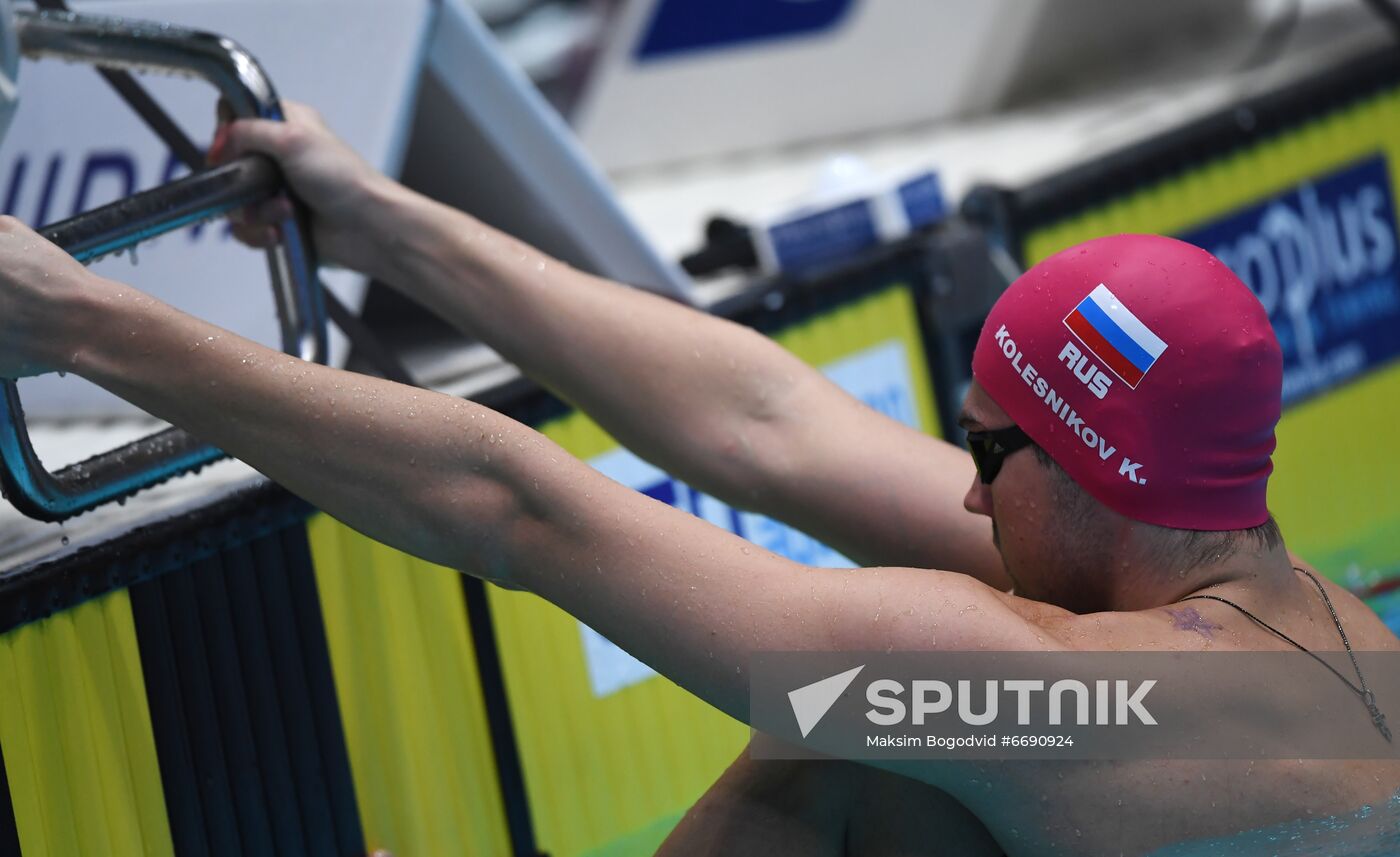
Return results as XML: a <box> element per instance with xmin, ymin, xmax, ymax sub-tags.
<box><xmin>1163</xmin><ymin>605</ymin><xmax>1223</xmax><ymax>640</ymax></box>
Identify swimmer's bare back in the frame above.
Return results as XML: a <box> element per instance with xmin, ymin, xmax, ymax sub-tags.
<box><xmin>659</xmin><ymin>753</ymin><xmax>1003</xmax><ymax>856</ymax></box>
<box><xmin>661</xmin><ymin>560</ymin><xmax>1400</xmax><ymax>857</ymax></box>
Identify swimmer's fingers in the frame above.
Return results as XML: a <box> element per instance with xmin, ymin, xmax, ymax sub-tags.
<box><xmin>228</xmin><ymin>195</ymin><xmax>290</xmax><ymax>249</ymax></box>
<box><xmin>207</xmin><ymin>98</ymin><xmax>232</xmax><ymax>167</ymax></box>
<box><xmin>228</xmin><ymin>212</ymin><xmax>282</xmax><ymax>249</ymax></box>
<box><xmin>212</xmin><ymin>114</ymin><xmax>305</xmax><ymax>165</ymax></box>
<box><xmin>210</xmin><ymin>99</ymin><xmax>322</xmax><ymax>250</ymax></box>
<box><xmin>209</xmin><ymin>101</ymin><xmax>325</xmax><ymax>168</ymax></box>
<box><xmin>279</xmin><ymin>100</ymin><xmax>324</xmax><ymax>126</ymax></box>
<box><xmin>209</xmin><ymin>98</ymin><xmax>388</xmax><ymax>272</ymax></box>
<box><xmin>240</xmin><ymin>195</ymin><xmax>294</xmax><ymax>228</ymax></box>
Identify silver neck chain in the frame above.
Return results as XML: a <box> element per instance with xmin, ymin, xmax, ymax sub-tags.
<box><xmin>1181</xmin><ymin>566</ymin><xmax>1391</xmax><ymax>743</ymax></box>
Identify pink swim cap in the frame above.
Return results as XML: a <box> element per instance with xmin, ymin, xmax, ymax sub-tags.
<box><xmin>971</xmin><ymin>234</ymin><xmax>1282</xmax><ymax>530</ymax></box>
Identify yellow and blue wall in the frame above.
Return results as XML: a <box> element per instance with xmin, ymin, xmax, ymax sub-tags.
<box><xmin>972</xmin><ymin>46</ymin><xmax>1400</xmax><ymax>631</ymax></box>
<box><xmin>0</xmin><ymin>268</ymin><xmax>940</xmax><ymax>857</ymax></box>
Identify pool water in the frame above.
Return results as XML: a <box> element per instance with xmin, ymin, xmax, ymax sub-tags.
<box><xmin>1148</xmin><ymin>790</ymin><xmax>1400</xmax><ymax>856</ymax></box>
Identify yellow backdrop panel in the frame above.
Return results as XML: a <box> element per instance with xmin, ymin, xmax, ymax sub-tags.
<box><xmin>307</xmin><ymin>515</ymin><xmax>512</xmax><ymax>856</ymax></box>
<box><xmin>0</xmin><ymin>591</ymin><xmax>173</xmax><ymax>857</ymax></box>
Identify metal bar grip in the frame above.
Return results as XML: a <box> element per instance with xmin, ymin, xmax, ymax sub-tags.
<box><xmin>42</xmin><ymin>154</ymin><xmax>283</xmax><ymax>263</ymax></box>
<box><xmin>0</xmin><ymin>9</ymin><xmax>328</xmax><ymax>522</ymax></box>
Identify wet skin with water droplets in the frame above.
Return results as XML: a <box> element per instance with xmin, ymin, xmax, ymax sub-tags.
<box><xmin>1164</xmin><ymin>606</ymin><xmax>1223</xmax><ymax>639</ymax></box>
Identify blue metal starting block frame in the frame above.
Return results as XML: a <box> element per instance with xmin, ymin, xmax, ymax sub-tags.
<box><xmin>0</xmin><ymin>9</ymin><xmax>327</xmax><ymax>521</ymax></box>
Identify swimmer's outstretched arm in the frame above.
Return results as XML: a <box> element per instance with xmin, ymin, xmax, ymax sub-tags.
<box><xmin>0</xmin><ymin>218</ymin><xmax>1041</xmax><ymax>736</ymax></box>
<box><xmin>211</xmin><ymin>103</ymin><xmax>1009</xmax><ymax>588</ymax></box>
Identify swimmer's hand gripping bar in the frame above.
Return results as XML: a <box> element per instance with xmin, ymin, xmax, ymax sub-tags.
<box><xmin>0</xmin><ymin>10</ymin><xmax>327</xmax><ymax>522</ymax></box>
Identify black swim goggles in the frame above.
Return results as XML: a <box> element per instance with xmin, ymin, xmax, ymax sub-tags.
<box><xmin>965</xmin><ymin>425</ymin><xmax>1035</xmax><ymax>484</ymax></box>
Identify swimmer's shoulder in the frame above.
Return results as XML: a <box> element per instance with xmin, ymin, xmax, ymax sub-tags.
<box><xmin>987</xmin><ymin>591</ymin><xmax>1211</xmax><ymax>651</ymax></box>
<box><xmin>1023</xmin><ymin>595</ymin><xmax>1267</xmax><ymax>652</ymax></box>
<box><xmin>1290</xmin><ymin>550</ymin><xmax>1400</xmax><ymax>651</ymax></box>
<box><xmin>1030</xmin><ymin>607</ymin><xmax>1219</xmax><ymax>652</ymax></box>
<box><xmin>990</xmin><ymin>592</ymin><xmax>1161</xmax><ymax>651</ymax></box>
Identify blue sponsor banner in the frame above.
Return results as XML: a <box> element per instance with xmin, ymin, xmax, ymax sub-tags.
<box><xmin>769</xmin><ymin>199</ymin><xmax>880</xmax><ymax>273</ymax></box>
<box><xmin>636</xmin><ymin>0</ymin><xmax>856</xmax><ymax>61</ymax></box>
<box><xmin>1178</xmin><ymin>154</ymin><xmax>1400</xmax><ymax>406</ymax></box>
<box><xmin>897</xmin><ymin>172</ymin><xmax>946</xmax><ymax>230</ymax></box>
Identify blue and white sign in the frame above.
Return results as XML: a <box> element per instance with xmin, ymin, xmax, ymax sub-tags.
<box><xmin>636</xmin><ymin>0</ymin><xmax>857</xmax><ymax>61</ymax></box>
<box><xmin>578</xmin><ymin>339</ymin><xmax>919</xmax><ymax>697</ymax></box>
<box><xmin>0</xmin><ymin>0</ymin><xmax>432</xmax><ymax>419</ymax></box>
<box><xmin>767</xmin><ymin>199</ymin><xmax>880</xmax><ymax>274</ymax></box>
<box><xmin>1179</xmin><ymin>154</ymin><xmax>1400</xmax><ymax>405</ymax></box>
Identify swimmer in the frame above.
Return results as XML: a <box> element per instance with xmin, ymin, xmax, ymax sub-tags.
<box><xmin>0</xmin><ymin>103</ymin><xmax>1393</xmax><ymax>856</ymax></box>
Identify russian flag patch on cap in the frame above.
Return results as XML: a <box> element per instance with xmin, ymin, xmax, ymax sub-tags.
<box><xmin>1063</xmin><ymin>284</ymin><xmax>1167</xmax><ymax>388</ymax></box>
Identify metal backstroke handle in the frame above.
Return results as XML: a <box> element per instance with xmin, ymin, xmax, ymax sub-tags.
<box><xmin>0</xmin><ymin>9</ymin><xmax>328</xmax><ymax>522</ymax></box>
